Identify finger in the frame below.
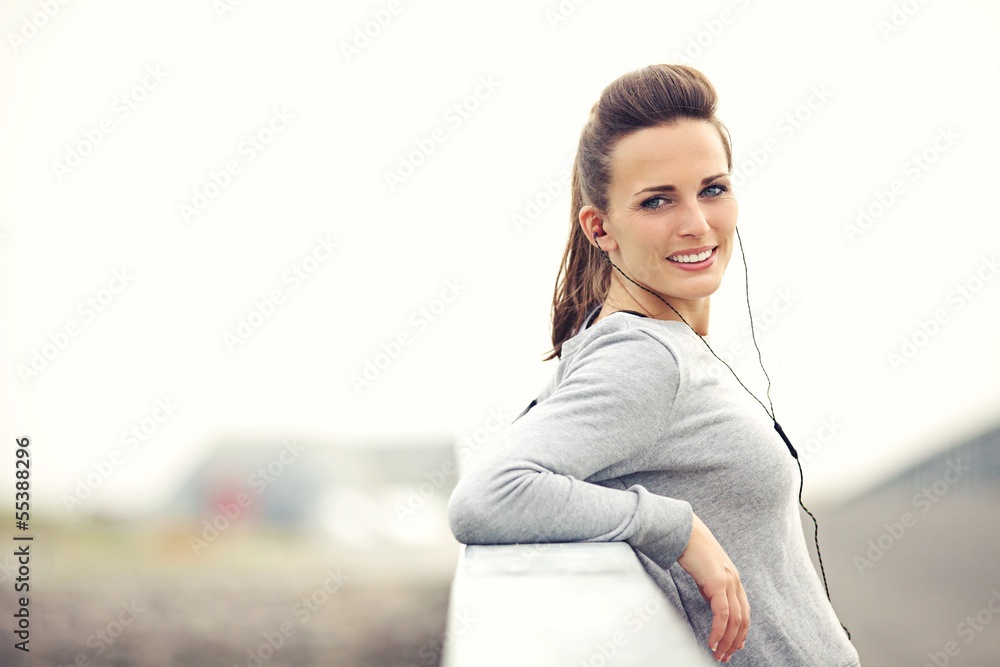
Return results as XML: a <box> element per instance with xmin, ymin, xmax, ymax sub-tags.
<box><xmin>716</xmin><ymin>585</ymin><xmax>742</xmax><ymax>661</ymax></box>
<box><xmin>735</xmin><ymin>582</ymin><xmax>751</xmax><ymax>651</ymax></box>
<box><xmin>724</xmin><ymin>580</ymin><xmax>750</xmax><ymax>660</ymax></box>
<box><xmin>723</xmin><ymin>582</ymin><xmax>750</xmax><ymax>661</ymax></box>
<box><xmin>707</xmin><ymin>589</ymin><xmax>730</xmax><ymax>658</ymax></box>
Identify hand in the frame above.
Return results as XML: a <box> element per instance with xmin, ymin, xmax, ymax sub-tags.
<box><xmin>676</xmin><ymin>513</ymin><xmax>750</xmax><ymax>663</ymax></box>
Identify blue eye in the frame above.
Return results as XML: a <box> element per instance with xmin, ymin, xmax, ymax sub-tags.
<box><xmin>640</xmin><ymin>184</ymin><xmax>729</xmax><ymax>211</ymax></box>
<box><xmin>641</xmin><ymin>196</ymin><xmax>669</xmax><ymax>210</ymax></box>
<box><xmin>702</xmin><ymin>184</ymin><xmax>729</xmax><ymax>197</ymax></box>
<box><xmin>639</xmin><ymin>183</ymin><xmax>729</xmax><ymax>211</ymax></box>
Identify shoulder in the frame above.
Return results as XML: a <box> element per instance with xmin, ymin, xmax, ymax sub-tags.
<box><xmin>562</xmin><ymin>312</ymin><xmax>692</xmax><ymax>367</ymax></box>
<box><xmin>546</xmin><ymin>314</ymin><xmax>687</xmax><ymax>420</ymax></box>
<box><xmin>559</xmin><ymin>313</ymin><xmax>689</xmax><ymax>387</ymax></box>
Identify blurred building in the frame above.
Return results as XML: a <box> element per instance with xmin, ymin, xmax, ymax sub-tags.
<box><xmin>159</xmin><ymin>436</ymin><xmax>459</xmax><ymax>547</ymax></box>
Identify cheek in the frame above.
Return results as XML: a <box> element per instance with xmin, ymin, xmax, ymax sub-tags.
<box><xmin>716</xmin><ymin>213</ymin><xmax>738</xmax><ymax>246</ymax></box>
<box><xmin>632</xmin><ymin>249</ymin><xmax>666</xmax><ymax>284</ymax></box>
<box><xmin>619</xmin><ymin>222</ymin><xmax>661</xmax><ymax>259</ymax></box>
<box><xmin>715</xmin><ymin>226</ymin><xmax>737</xmax><ymax>267</ymax></box>
<box><xmin>718</xmin><ymin>204</ymin><xmax>738</xmax><ymax>231</ymax></box>
<box><xmin>619</xmin><ymin>234</ymin><xmax>666</xmax><ymax>283</ymax></box>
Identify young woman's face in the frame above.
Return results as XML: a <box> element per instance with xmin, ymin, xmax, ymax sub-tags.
<box><xmin>600</xmin><ymin>119</ymin><xmax>737</xmax><ymax>306</ymax></box>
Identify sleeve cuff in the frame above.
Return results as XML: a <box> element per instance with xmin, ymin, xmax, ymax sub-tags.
<box><xmin>625</xmin><ymin>484</ymin><xmax>694</xmax><ymax>570</ymax></box>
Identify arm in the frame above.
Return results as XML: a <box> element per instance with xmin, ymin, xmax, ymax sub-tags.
<box><xmin>447</xmin><ymin>325</ymin><xmax>750</xmax><ymax>662</ymax></box>
<box><xmin>447</xmin><ymin>327</ymin><xmax>693</xmax><ymax>571</ymax></box>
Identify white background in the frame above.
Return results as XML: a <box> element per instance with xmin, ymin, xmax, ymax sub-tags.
<box><xmin>2</xmin><ymin>0</ymin><xmax>999</xmax><ymax>515</ymax></box>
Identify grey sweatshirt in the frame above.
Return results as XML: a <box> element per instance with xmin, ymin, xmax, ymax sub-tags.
<box><xmin>447</xmin><ymin>308</ymin><xmax>861</xmax><ymax>666</ymax></box>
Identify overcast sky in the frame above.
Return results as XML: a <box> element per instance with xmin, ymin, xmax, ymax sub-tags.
<box><xmin>2</xmin><ymin>0</ymin><xmax>999</xmax><ymax>515</ymax></box>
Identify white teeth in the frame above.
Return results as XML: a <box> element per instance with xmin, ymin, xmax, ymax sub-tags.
<box><xmin>668</xmin><ymin>248</ymin><xmax>713</xmax><ymax>263</ymax></box>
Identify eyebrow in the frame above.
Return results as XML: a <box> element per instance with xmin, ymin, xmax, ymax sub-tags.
<box><xmin>632</xmin><ymin>173</ymin><xmax>729</xmax><ymax>197</ymax></box>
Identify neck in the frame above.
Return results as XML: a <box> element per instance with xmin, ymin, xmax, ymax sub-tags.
<box><xmin>601</xmin><ymin>272</ymin><xmax>711</xmax><ymax>336</ymax></box>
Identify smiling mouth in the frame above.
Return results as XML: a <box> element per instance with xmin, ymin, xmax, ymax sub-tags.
<box><xmin>667</xmin><ymin>246</ymin><xmax>716</xmax><ymax>264</ymax></box>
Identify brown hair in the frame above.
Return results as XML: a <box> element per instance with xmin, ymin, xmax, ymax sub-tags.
<box><xmin>545</xmin><ymin>64</ymin><xmax>733</xmax><ymax>360</ymax></box>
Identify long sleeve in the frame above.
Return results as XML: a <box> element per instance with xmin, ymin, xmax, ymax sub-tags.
<box><xmin>447</xmin><ymin>326</ymin><xmax>694</xmax><ymax>571</ymax></box>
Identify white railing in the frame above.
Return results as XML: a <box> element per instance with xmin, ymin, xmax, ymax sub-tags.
<box><xmin>441</xmin><ymin>542</ymin><xmax>715</xmax><ymax>666</ymax></box>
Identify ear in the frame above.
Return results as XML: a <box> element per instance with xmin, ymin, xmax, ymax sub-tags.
<box><xmin>578</xmin><ymin>205</ymin><xmax>618</xmax><ymax>253</ymax></box>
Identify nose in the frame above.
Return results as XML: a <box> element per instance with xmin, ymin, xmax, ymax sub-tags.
<box><xmin>676</xmin><ymin>198</ymin><xmax>712</xmax><ymax>237</ymax></box>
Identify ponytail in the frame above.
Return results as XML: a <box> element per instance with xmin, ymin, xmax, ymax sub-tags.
<box><xmin>545</xmin><ymin>162</ymin><xmax>610</xmax><ymax>360</ymax></box>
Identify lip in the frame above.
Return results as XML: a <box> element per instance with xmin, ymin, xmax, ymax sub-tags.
<box><xmin>666</xmin><ymin>246</ymin><xmax>717</xmax><ymax>271</ymax></box>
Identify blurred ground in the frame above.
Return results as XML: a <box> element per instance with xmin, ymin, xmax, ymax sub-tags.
<box><xmin>4</xmin><ymin>428</ymin><xmax>998</xmax><ymax>667</ymax></box>
<box><xmin>0</xmin><ymin>520</ymin><xmax>456</xmax><ymax>667</ymax></box>
<box><xmin>811</xmin><ymin>429</ymin><xmax>1000</xmax><ymax>667</ymax></box>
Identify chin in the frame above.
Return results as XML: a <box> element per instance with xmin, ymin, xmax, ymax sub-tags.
<box><xmin>660</xmin><ymin>278</ymin><xmax>722</xmax><ymax>302</ymax></box>
<box><xmin>685</xmin><ymin>285</ymin><xmax>723</xmax><ymax>300</ymax></box>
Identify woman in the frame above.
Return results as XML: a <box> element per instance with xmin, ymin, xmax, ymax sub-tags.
<box><xmin>447</xmin><ymin>64</ymin><xmax>860</xmax><ymax>666</ymax></box>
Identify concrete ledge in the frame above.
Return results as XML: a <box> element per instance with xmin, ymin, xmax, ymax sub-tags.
<box><xmin>442</xmin><ymin>543</ymin><xmax>714</xmax><ymax>667</ymax></box>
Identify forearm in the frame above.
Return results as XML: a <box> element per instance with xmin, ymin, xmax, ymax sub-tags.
<box><xmin>447</xmin><ymin>457</ymin><xmax>693</xmax><ymax>570</ymax></box>
<box><xmin>447</xmin><ymin>327</ymin><xmax>692</xmax><ymax>567</ymax></box>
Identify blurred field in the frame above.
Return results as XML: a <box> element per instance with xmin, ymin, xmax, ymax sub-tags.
<box><xmin>0</xmin><ymin>520</ymin><xmax>457</xmax><ymax>667</ymax></box>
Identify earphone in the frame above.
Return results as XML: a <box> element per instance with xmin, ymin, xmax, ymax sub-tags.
<box><xmin>591</xmin><ymin>227</ymin><xmax>851</xmax><ymax>640</ymax></box>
